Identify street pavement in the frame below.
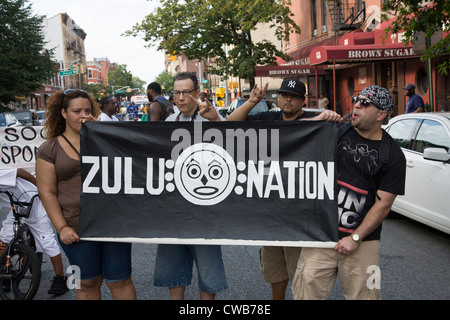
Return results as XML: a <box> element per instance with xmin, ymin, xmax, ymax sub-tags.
<box><xmin>31</xmin><ymin>212</ymin><xmax>450</xmax><ymax>301</ymax></box>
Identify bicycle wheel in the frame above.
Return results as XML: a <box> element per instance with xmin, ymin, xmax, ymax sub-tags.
<box><xmin>0</xmin><ymin>243</ymin><xmax>41</xmax><ymax>300</ymax></box>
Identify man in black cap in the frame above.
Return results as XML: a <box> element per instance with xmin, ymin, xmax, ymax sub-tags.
<box><xmin>227</xmin><ymin>79</ymin><xmax>340</xmax><ymax>300</ymax></box>
<box><xmin>403</xmin><ymin>83</ymin><xmax>424</xmax><ymax>113</ymax></box>
<box><xmin>227</xmin><ymin>79</ymin><xmax>340</xmax><ymax>121</ymax></box>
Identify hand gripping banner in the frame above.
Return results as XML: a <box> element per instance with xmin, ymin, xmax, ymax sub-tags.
<box><xmin>79</xmin><ymin>121</ymin><xmax>339</xmax><ymax>247</ymax></box>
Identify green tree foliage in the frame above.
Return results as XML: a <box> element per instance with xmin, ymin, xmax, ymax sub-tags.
<box><xmin>0</xmin><ymin>0</ymin><xmax>56</xmax><ymax>108</ymax></box>
<box><xmin>84</xmin><ymin>83</ymin><xmax>108</xmax><ymax>100</ymax></box>
<box><xmin>107</xmin><ymin>64</ymin><xmax>146</xmax><ymax>99</ymax></box>
<box><xmin>155</xmin><ymin>70</ymin><xmax>174</xmax><ymax>96</ymax></box>
<box><xmin>108</xmin><ymin>64</ymin><xmax>133</xmax><ymax>88</ymax></box>
<box><xmin>381</xmin><ymin>0</ymin><xmax>450</xmax><ymax>75</ymax></box>
<box><xmin>125</xmin><ymin>0</ymin><xmax>300</xmax><ymax>87</ymax></box>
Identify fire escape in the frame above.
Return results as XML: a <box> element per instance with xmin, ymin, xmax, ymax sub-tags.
<box><xmin>328</xmin><ymin>0</ymin><xmax>366</xmax><ymax>31</ymax></box>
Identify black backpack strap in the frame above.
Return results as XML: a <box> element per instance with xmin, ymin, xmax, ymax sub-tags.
<box><xmin>155</xmin><ymin>97</ymin><xmax>174</xmax><ymax>120</ymax></box>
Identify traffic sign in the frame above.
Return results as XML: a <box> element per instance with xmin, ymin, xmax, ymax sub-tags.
<box><xmin>59</xmin><ymin>70</ymin><xmax>74</xmax><ymax>76</ymax></box>
<box><xmin>59</xmin><ymin>67</ymin><xmax>80</xmax><ymax>76</ymax></box>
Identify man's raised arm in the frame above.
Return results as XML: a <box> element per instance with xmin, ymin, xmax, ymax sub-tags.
<box><xmin>227</xmin><ymin>83</ymin><xmax>268</xmax><ymax>121</ymax></box>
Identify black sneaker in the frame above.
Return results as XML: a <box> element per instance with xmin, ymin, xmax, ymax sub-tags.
<box><xmin>48</xmin><ymin>275</ymin><xmax>69</xmax><ymax>295</ymax></box>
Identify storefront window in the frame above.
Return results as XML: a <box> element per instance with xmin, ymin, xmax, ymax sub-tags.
<box><xmin>416</xmin><ymin>67</ymin><xmax>429</xmax><ymax>95</ymax></box>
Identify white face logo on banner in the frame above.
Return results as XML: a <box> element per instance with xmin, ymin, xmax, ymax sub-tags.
<box><xmin>174</xmin><ymin>143</ymin><xmax>237</xmax><ymax>206</ymax></box>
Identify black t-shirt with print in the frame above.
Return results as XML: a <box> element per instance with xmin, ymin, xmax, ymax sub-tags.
<box><xmin>337</xmin><ymin>126</ymin><xmax>406</xmax><ymax>241</ymax></box>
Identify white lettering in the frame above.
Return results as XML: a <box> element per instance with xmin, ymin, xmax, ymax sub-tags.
<box><xmin>367</xmin><ymin>265</ymin><xmax>381</xmax><ymax>289</ymax></box>
<box><xmin>102</xmin><ymin>156</ymin><xmax>121</xmax><ymax>194</ymax></box>
<box><xmin>82</xmin><ymin>156</ymin><xmax>100</xmax><ymax>193</ymax></box>
<box><xmin>146</xmin><ymin>158</ymin><xmax>165</xmax><ymax>195</ymax></box>
<box><xmin>247</xmin><ymin>160</ymin><xmax>265</xmax><ymax>198</ymax></box>
<box><xmin>124</xmin><ymin>157</ymin><xmax>144</xmax><ymax>194</ymax></box>
<box><xmin>66</xmin><ymin>265</ymin><xmax>81</xmax><ymax>290</ymax></box>
<box><xmin>264</xmin><ymin>161</ymin><xmax>285</xmax><ymax>198</ymax></box>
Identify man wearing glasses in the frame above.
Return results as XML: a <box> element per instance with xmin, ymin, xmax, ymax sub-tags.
<box><xmin>165</xmin><ymin>72</ymin><xmax>222</xmax><ymax>122</ymax></box>
<box><xmin>153</xmin><ymin>72</ymin><xmax>227</xmax><ymax>300</ymax></box>
<box><xmin>292</xmin><ymin>85</ymin><xmax>406</xmax><ymax>300</ymax></box>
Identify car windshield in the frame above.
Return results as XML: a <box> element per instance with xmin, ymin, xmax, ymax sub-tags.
<box><xmin>236</xmin><ymin>99</ymin><xmax>268</xmax><ymax>115</ymax></box>
<box><xmin>14</xmin><ymin>111</ymin><xmax>32</xmax><ymax>125</ymax></box>
<box><xmin>37</xmin><ymin>111</ymin><xmax>45</xmax><ymax>119</ymax></box>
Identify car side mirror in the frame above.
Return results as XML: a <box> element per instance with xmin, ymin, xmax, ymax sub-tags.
<box><xmin>423</xmin><ymin>147</ymin><xmax>450</xmax><ymax>162</ymax></box>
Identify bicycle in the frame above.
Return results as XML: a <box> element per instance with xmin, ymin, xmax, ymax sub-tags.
<box><xmin>0</xmin><ymin>190</ymin><xmax>42</xmax><ymax>300</ymax></box>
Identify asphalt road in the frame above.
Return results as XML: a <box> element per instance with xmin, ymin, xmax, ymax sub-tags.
<box><xmin>28</xmin><ymin>211</ymin><xmax>450</xmax><ymax>301</ymax></box>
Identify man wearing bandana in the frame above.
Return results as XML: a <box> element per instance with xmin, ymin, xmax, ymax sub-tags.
<box><xmin>292</xmin><ymin>85</ymin><xmax>406</xmax><ymax>300</ymax></box>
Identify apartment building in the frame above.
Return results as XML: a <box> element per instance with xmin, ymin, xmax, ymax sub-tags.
<box><xmin>256</xmin><ymin>0</ymin><xmax>449</xmax><ymax>114</ymax></box>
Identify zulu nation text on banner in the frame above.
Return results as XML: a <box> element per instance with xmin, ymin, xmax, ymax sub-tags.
<box><xmin>79</xmin><ymin>121</ymin><xmax>339</xmax><ymax>247</ymax></box>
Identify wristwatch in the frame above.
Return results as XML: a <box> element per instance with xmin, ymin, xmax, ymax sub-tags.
<box><xmin>351</xmin><ymin>233</ymin><xmax>361</xmax><ymax>243</ymax></box>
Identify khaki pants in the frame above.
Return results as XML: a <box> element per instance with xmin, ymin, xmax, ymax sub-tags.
<box><xmin>259</xmin><ymin>246</ymin><xmax>302</xmax><ymax>284</ymax></box>
<box><xmin>292</xmin><ymin>241</ymin><xmax>381</xmax><ymax>300</ymax></box>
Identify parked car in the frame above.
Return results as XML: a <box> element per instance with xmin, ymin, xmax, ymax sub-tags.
<box><xmin>226</xmin><ymin>98</ymin><xmax>269</xmax><ymax>117</ymax></box>
<box><xmin>217</xmin><ymin>106</ymin><xmax>229</xmax><ymax>118</ymax></box>
<box><xmin>0</xmin><ymin>112</ymin><xmax>20</xmax><ymax>127</ymax></box>
<box><xmin>384</xmin><ymin>112</ymin><xmax>450</xmax><ymax>234</ymax></box>
<box><xmin>13</xmin><ymin>110</ymin><xmax>39</xmax><ymax>126</ymax></box>
<box><xmin>36</xmin><ymin>110</ymin><xmax>46</xmax><ymax>125</ymax></box>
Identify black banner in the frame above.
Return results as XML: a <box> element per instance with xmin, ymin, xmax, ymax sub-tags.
<box><xmin>79</xmin><ymin>121</ymin><xmax>338</xmax><ymax>247</ymax></box>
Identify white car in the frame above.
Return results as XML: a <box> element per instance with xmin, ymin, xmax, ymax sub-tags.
<box><xmin>384</xmin><ymin>112</ymin><xmax>450</xmax><ymax>234</ymax></box>
<box><xmin>0</xmin><ymin>113</ymin><xmax>20</xmax><ymax>127</ymax></box>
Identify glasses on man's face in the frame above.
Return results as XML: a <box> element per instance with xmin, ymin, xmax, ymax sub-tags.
<box><xmin>352</xmin><ymin>96</ymin><xmax>382</xmax><ymax>110</ymax></box>
<box><xmin>173</xmin><ymin>89</ymin><xmax>196</xmax><ymax>98</ymax></box>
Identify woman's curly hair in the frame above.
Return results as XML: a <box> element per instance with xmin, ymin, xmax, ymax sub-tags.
<box><xmin>43</xmin><ymin>90</ymin><xmax>100</xmax><ymax>139</ymax></box>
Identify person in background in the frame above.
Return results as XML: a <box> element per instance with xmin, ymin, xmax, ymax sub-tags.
<box><xmin>404</xmin><ymin>83</ymin><xmax>425</xmax><ymax>113</ymax></box>
<box><xmin>199</xmin><ymin>92</ymin><xmax>216</xmax><ymax>108</ymax></box>
<box><xmin>97</xmin><ymin>97</ymin><xmax>119</xmax><ymax>121</ymax></box>
<box><xmin>0</xmin><ymin>168</ymin><xmax>69</xmax><ymax>295</ymax></box>
<box><xmin>169</xmin><ymin>94</ymin><xmax>180</xmax><ymax>114</ymax></box>
<box><xmin>35</xmin><ymin>89</ymin><xmax>136</xmax><ymax>300</ymax></box>
<box><xmin>141</xmin><ymin>102</ymin><xmax>151</xmax><ymax>121</ymax></box>
<box><xmin>146</xmin><ymin>82</ymin><xmax>174</xmax><ymax>121</ymax></box>
<box><xmin>318</xmin><ymin>92</ymin><xmax>330</xmax><ymax>110</ymax></box>
<box><xmin>127</xmin><ymin>101</ymin><xmax>138</xmax><ymax>120</ymax></box>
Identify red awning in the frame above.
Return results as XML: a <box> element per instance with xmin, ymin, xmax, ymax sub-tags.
<box><xmin>277</xmin><ymin>37</ymin><xmax>337</xmax><ymax>66</ymax></box>
<box><xmin>309</xmin><ymin>43</ymin><xmax>420</xmax><ymax>65</ymax></box>
<box><xmin>340</xmin><ymin>30</ymin><xmax>375</xmax><ymax>46</ymax></box>
<box><xmin>254</xmin><ymin>37</ymin><xmax>337</xmax><ymax>77</ymax></box>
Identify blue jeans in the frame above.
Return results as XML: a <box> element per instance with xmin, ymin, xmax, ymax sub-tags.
<box><xmin>58</xmin><ymin>235</ymin><xmax>132</xmax><ymax>283</ymax></box>
<box><xmin>153</xmin><ymin>244</ymin><xmax>228</xmax><ymax>294</ymax></box>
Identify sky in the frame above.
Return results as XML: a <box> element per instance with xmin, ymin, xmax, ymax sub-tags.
<box><xmin>30</xmin><ymin>0</ymin><xmax>165</xmax><ymax>84</ymax></box>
